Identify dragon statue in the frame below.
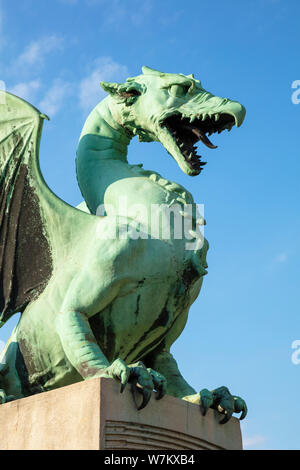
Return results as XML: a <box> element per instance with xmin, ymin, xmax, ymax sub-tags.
<box><xmin>0</xmin><ymin>66</ymin><xmax>247</xmax><ymax>424</ymax></box>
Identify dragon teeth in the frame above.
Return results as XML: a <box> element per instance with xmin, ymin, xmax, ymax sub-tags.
<box><xmin>215</xmin><ymin>114</ymin><xmax>220</xmax><ymax>121</ymax></box>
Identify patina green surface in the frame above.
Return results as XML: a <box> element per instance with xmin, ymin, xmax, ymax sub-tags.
<box><xmin>0</xmin><ymin>67</ymin><xmax>247</xmax><ymax>423</ymax></box>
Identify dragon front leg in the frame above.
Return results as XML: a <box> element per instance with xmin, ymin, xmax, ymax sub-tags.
<box><xmin>55</xmin><ymin>311</ymin><xmax>167</xmax><ymax>409</ymax></box>
<box><xmin>53</xmin><ymin>237</ymin><xmax>170</xmax><ymax>409</ymax></box>
<box><xmin>56</xmin><ymin>309</ymin><xmax>111</xmax><ymax>378</ymax></box>
<box><xmin>54</xmin><ymin>266</ymin><xmax>131</xmax><ymax>383</ymax></box>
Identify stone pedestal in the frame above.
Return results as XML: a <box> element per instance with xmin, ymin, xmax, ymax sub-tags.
<box><xmin>0</xmin><ymin>378</ymin><xmax>243</xmax><ymax>450</ymax></box>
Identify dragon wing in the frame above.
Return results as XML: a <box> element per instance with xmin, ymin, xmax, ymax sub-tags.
<box><xmin>0</xmin><ymin>91</ymin><xmax>92</xmax><ymax>325</ymax></box>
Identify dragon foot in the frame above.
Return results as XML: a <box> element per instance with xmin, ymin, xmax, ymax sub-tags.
<box><xmin>183</xmin><ymin>386</ymin><xmax>247</xmax><ymax>424</ymax></box>
<box><xmin>200</xmin><ymin>386</ymin><xmax>247</xmax><ymax>424</ymax></box>
<box><xmin>101</xmin><ymin>358</ymin><xmax>167</xmax><ymax>410</ymax></box>
<box><xmin>129</xmin><ymin>361</ymin><xmax>167</xmax><ymax>410</ymax></box>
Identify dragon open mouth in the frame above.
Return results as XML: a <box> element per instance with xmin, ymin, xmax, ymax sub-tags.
<box><xmin>162</xmin><ymin>113</ymin><xmax>235</xmax><ymax>173</ymax></box>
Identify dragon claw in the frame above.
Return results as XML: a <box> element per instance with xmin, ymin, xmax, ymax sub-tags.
<box><xmin>137</xmin><ymin>386</ymin><xmax>152</xmax><ymax>410</ymax></box>
<box><xmin>147</xmin><ymin>368</ymin><xmax>167</xmax><ymax>400</ymax></box>
<box><xmin>199</xmin><ymin>388</ymin><xmax>213</xmax><ymax>416</ymax></box>
<box><xmin>130</xmin><ymin>362</ymin><xmax>154</xmax><ymax>410</ymax></box>
<box><xmin>199</xmin><ymin>386</ymin><xmax>247</xmax><ymax>424</ymax></box>
<box><xmin>233</xmin><ymin>396</ymin><xmax>248</xmax><ymax>420</ymax></box>
<box><xmin>219</xmin><ymin>407</ymin><xmax>233</xmax><ymax>425</ymax></box>
<box><xmin>129</xmin><ymin>361</ymin><xmax>167</xmax><ymax>409</ymax></box>
<box><xmin>107</xmin><ymin>358</ymin><xmax>167</xmax><ymax>410</ymax></box>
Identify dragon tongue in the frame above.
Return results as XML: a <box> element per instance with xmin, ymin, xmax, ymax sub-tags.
<box><xmin>191</xmin><ymin>127</ymin><xmax>218</xmax><ymax>149</ymax></box>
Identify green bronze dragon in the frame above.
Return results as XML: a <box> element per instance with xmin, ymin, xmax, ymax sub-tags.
<box><xmin>0</xmin><ymin>66</ymin><xmax>247</xmax><ymax>424</ymax></box>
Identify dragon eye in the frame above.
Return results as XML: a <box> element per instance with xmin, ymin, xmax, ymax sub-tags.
<box><xmin>169</xmin><ymin>84</ymin><xmax>190</xmax><ymax>98</ymax></box>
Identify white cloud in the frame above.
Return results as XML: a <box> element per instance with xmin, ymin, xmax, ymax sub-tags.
<box><xmin>275</xmin><ymin>253</ymin><xmax>288</xmax><ymax>263</ymax></box>
<box><xmin>243</xmin><ymin>434</ymin><xmax>267</xmax><ymax>448</ymax></box>
<box><xmin>15</xmin><ymin>35</ymin><xmax>64</xmax><ymax>70</ymax></box>
<box><xmin>79</xmin><ymin>57</ymin><xmax>129</xmax><ymax>113</ymax></box>
<box><xmin>39</xmin><ymin>79</ymin><xmax>72</xmax><ymax>117</ymax></box>
<box><xmin>9</xmin><ymin>79</ymin><xmax>41</xmax><ymax>102</ymax></box>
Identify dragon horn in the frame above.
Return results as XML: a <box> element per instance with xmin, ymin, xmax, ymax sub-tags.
<box><xmin>142</xmin><ymin>66</ymin><xmax>164</xmax><ymax>76</ymax></box>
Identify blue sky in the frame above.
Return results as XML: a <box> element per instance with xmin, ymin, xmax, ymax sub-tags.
<box><xmin>0</xmin><ymin>0</ymin><xmax>299</xmax><ymax>450</ymax></box>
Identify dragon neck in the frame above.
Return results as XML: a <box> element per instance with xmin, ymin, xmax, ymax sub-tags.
<box><xmin>76</xmin><ymin>98</ymin><xmax>133</xmax><ymax>213</ymax></box>
<box><xmin>76</xmin><ymin>98</ymin><xmax>192</xmax><ymax>216</ymax></box>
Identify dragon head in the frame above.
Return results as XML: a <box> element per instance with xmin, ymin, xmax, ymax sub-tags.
<box><xmin>101</xmin><ymin>66</ymin><xmax>246</xmax><ymax>176</ymax></box>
